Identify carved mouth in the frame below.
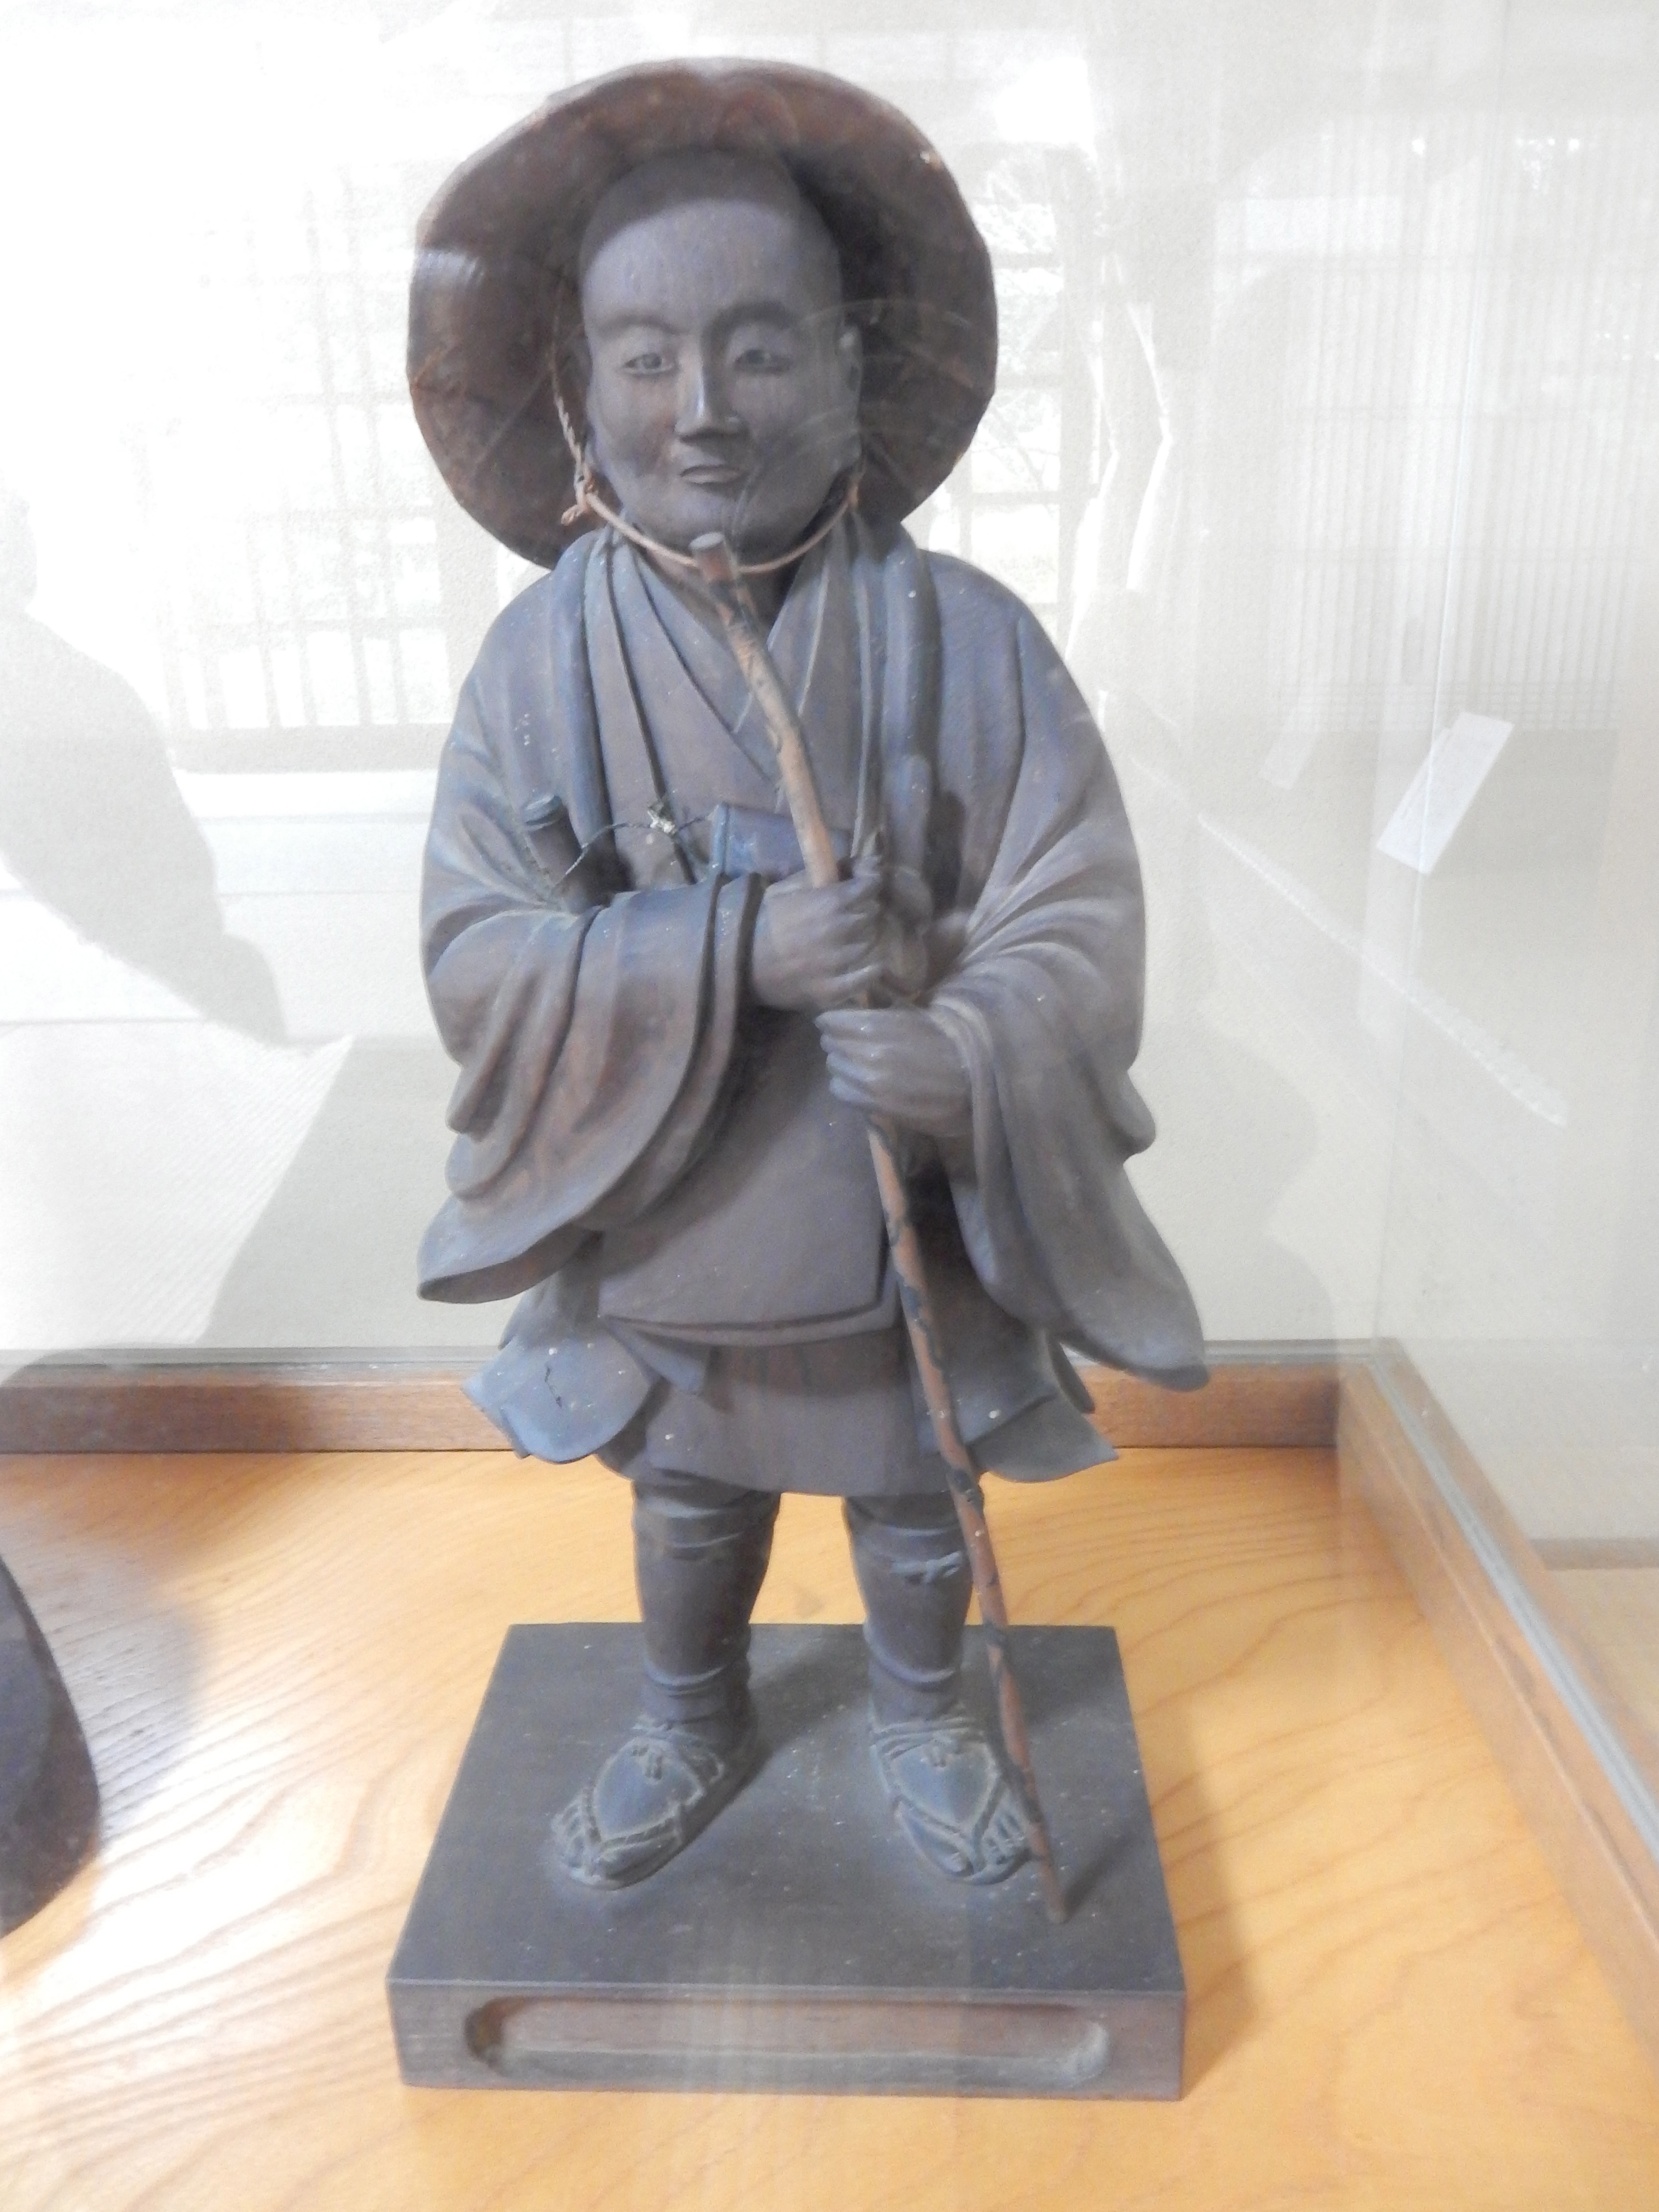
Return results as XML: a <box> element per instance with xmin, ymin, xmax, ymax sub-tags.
<box><xmin>679</xmin><ymin>463</ymin><xmax>746</xmax><ymax>488</ymax></box>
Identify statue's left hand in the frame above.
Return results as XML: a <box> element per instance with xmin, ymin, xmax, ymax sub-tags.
<box><xmin>816</xmin><ymin>1007</ymin><xmax>972</xmax><ymax>1143</ymax></box>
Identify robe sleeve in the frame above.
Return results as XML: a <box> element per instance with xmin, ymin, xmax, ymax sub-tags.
<box><xmin>925</xmin><ymin>579</ymin><xmax>1206</xmax><ymax>1386</ymax></box>
<box><xmin>417</xmin><ymin>569</ymin><xmax>759</xmax><ymax>1305</ymax></box>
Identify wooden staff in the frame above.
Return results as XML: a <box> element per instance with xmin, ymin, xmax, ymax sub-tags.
<box><xmin>691</xmin><ymin>532</ymin><xmax>1067</xmax><ymax>1924</ymax></box>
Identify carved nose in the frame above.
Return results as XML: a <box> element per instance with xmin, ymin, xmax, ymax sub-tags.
<box><xmin>677</xmin><ymin>364</ymin><xmax>739</xmax><ymax>439</ymax></box>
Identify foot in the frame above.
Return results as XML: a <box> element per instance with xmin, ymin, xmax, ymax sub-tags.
<box><xmin>548</xmin><ymin>1709</ymin><xmax>761</xmax><ymax>1888</ymax></box>
<box><xmin>870</xmin><ymin>1706</ymin><xmax>1032</xmax><ymax>1885</ymax></box>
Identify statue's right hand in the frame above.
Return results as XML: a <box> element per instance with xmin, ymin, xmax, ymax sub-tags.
<box><xmin>750</xmin><ymin>866</ymin><xmax>885</xmax><ymax>1012</ymax></box>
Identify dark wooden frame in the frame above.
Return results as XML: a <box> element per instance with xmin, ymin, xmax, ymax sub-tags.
<box><xmin>0</xmin><ymin>1343</ymin><xmax>1340</xmax><ymax>1456</ymax></box>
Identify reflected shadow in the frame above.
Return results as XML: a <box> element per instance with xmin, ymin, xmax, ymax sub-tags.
<box><xmin>1150</xmin><ymin>1686</ymin><xmax>1255</xmax><ymax>2087</ymax></box>
<box><xmin>201</xmin><ymin>1037</ymin><xmax>479</xmax><ymax>1347</ymax></box>
<box><xmin>1068</xmin><ymin>0</ymin><xmax>1382</xmax><ymax>722</ymax></box>
<box><xmin>751</xmin><ymin>1632</ymin><xmax>863</xmax><ymax>1760</ymax></box>
<box><xmin>1057</xmin><ymin>1804</ymin><xmax>1141</xmax><ymax>1919</ymax></box>
<box><xmin>0</xmin><ymin>489</ymin><xmax>282</xmax><ymax>1039</ymax></box>
<box><xmin>997</xmin><ymin>1635</ymin><xmax>1254</xmax><ymax>2074</ymax></box>
<box><xmin>1144</xmin><ymin>1014</ymin><xmax>1338</xmax><ymax>1341</ymax></box>
<box><xmin>1005</xmin><ymin>1633</ymin><xmax>1103</xmax><ymax>1731</ymax></box>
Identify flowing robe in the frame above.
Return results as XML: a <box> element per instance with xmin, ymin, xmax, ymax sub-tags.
<box><xmin>418</xmin><ymin>516</ymin><xmax>1204</xmax><ymax>1496</ymax></box>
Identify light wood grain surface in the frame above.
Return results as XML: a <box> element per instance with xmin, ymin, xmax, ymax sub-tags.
<box><xmin>1338</xmin><ymin>1368</ymin><xmax>1659</xmax><ymax>2075</ymax></box>
<box><xmin>0</xmin><ymin>1444</ymin><xmax>1656</xmax><ymax>2211</ymax></box>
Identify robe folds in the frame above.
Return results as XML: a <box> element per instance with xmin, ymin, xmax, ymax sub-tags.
<box><xmin>418</xmin><ymin>515</ymin><xmax>1205</xmax><ymax>1497</ymax></box>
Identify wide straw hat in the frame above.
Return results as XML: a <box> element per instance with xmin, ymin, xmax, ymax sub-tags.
<box><xmin>408</xmin><ymin>60</ymin><xmax>998</xmax><ymax>568</ymax></box>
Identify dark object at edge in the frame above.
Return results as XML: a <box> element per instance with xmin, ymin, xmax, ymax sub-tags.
<box><xmin>0</xmin><ymin>1555</ymin><xmax>98</xmax><ymax>1936</ymax></box>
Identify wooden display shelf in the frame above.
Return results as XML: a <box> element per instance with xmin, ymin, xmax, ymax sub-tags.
<box><xmin>0</xmin><ymin>1346</ymin><xmax>1341</xmax><ymax>1456</ymax></box>
<box><xmin>1</xmin><ymin>1439</ymin><xmax>1657</xmax><ymax>2208</ymax></box>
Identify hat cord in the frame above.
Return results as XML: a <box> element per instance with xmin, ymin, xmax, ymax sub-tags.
<box><xmin>551</xmin><ymin>379</ymin><xmax>860</xmax><ymax>577</ymax></box>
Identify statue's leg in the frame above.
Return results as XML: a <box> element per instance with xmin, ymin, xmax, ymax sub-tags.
<box><xmin>846</xmin><ymin>1493</ymin><xmax>1030</xmax><ymax>1885</ymax></box>
<box><xmin>634</xmin><ymin>1474</ymin><xmax>778</xmax><ymax>1738</ymax></box>
<box><xmin>549</xmin><ymin>1473</ymin><xmax>777</xmax><ymax>1888</ymax></box>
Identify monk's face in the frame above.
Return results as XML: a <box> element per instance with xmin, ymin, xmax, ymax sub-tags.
<box><xmin>579</xmin><ymin>178</ymin><xmax>861</xmax><ymax>559</ymax></box>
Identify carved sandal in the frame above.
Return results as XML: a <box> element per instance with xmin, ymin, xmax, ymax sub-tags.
<box><xmin>870</xmin><ymin>1707</ymin><xmax>1031</xmax><ymax>1886</ymax></box>
<box><xmin>548</xmin><ymin>1711</ymin><xmax>762</xmax><ymax>1888</ymax></box>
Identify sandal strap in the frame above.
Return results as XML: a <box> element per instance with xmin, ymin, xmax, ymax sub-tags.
<box><xmin>551</xmin><ymin>1712</ymin><xmax>760</xmax><ymax>1887</ymax></box>
<box><xmin>619</xmin><ymin>1718</ymin><xmax>745</xmax><ymax>1795</ymax></box>
<box><xmin>870</xmin><ymin>1707</ymin><xmax>979</xmax><ymax>1761</ymax></box>
<box><xmin>871</xmin><ymin>1707</ymin><xmax>1009</xmax><ymax>1856</ymax></box>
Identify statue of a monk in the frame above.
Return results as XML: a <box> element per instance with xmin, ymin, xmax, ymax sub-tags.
<box><xmin>408</xmin><ymin>62</ymin><xmax>1205</xmax><ymax>1893</ymax></box>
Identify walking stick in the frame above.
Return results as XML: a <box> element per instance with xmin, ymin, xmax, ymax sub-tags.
<box><xmin>691</xmin><ymin>533</ymin><xmax>1068</xmax><ymax>1924</ymax></box>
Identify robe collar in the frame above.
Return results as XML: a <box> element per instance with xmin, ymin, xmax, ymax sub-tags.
<box><xmin>628</xmin><ymin>532</ymin><xmax>835</xmax><ymax>790</ymax></box>
<box><xmin>587</xmin><ymin>519</ymin><xmax>868</xmax><ymax>886</ymax></box>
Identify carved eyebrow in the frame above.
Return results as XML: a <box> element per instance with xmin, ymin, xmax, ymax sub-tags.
<box><xmin>715</xmin><ymin>302</ymin><xmax>801</xmax><ymax>331</ymax></box>
<box><xmin>590</xmin><ymin>300</ymin><xmax>810</xmax><ymax>342</ymax></box>
<box><xmin>589</xmin><ymin>314</ymin><xmax>680</xmax><ymax>340</ymax></box>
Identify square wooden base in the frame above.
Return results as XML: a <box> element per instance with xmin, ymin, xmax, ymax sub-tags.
<box><xmin>387</xmin><ymin>1623</ymin><xmax>1183</xmax><ymax>2098</ymax></box>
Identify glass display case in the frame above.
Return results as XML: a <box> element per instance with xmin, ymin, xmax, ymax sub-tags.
<box><xmin>0</xmin><ymin>0</ymin><xmax>1656</xmax><ymax>2194</ymax></box>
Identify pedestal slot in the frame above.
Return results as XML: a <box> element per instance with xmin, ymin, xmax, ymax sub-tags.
<box><xmin>468</xmin><ymin>1992</ymin><xmax>1112</xmax><ymax>2093</ymax></box>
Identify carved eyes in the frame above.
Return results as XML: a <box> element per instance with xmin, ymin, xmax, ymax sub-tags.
<box><xmin>616</xmin><ymin>342</ymin><xmax>795</xmax><ymax>379</ymax></box>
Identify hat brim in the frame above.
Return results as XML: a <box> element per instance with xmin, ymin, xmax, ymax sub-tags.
<box><xmin>408</xmin><ymin>61</ymin><xmax>998</xmax><ymax>568</ymax></box>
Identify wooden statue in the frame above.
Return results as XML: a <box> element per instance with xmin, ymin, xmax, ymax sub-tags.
<box><xmin>408</xmin><ymin>61</ymin><xmax>1204</xmax><ymax>1899</ymax></box>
